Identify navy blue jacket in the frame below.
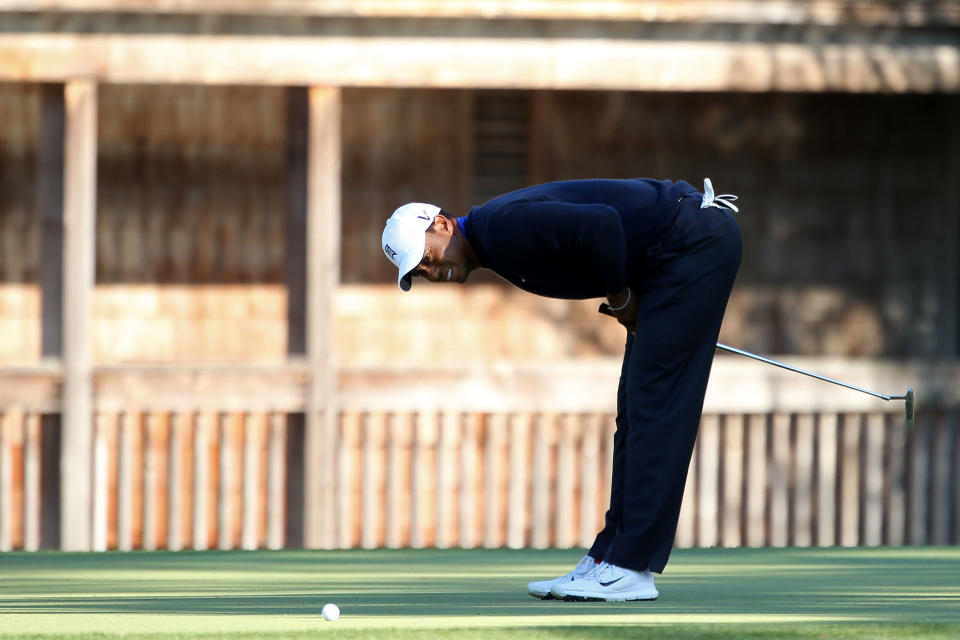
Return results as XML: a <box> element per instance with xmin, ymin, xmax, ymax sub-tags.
<box><xmin>462</xmin><ymin>178</ymin><xmax>698</xmax><ymax>299</ymax></box>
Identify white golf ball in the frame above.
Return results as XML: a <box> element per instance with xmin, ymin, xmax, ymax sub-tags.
<box><xmin>321</xmin><ymin>603</ymin><xmax>340</xmax><ymax>621</ymax></box>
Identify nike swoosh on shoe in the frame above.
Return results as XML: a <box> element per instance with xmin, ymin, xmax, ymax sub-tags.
<box><xmin>598</xmin><ymin>576</ymin><xmax>624</xmax><ymax>587</ymax></box>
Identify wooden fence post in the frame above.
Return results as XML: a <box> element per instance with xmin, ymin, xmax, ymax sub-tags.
<box><xmin>745</xmin><ymin>414</ymin><xmax>767</xmax><ymax>547</ymax></box>
<box><xmin>862</xmin><ymin>413</ymin><xmax>885</xmax><ymax>546</ymax></box>
<box><xmin>697</xmin><ymin>414</ymin><xmax>720</xmax><ymax>547</ymax></box>
<box><xmin>721</xmin><ymin>414</ymin><xmax>744</xmax><ymax>548</ymax></box>
<box><xmin>303</xmin><ymin>86</ymin><xmax>341</xmax><ymax>550</ymax></box>
<box><xmin>793</xmin><ymin>414</ymin><xmax>815</xmax><ymax>547</ymax></box>
<box><xmin>769</xmin><ymin>413</ymin><xmax>790</xmax><ymax>547</ymax></box>
<box><xmin>816</xmin><ymin>414</ymin><xmax>838</xmax><ymax>546</ymax></box>
<box><xmin>839</xmin><ymin>413</ymin><xmax>862</xmax><ymax>547</ymax></box>
<box><xmin>61</xmin><ymin>78</ymin><xmax>97</xmax><ymax>551</ymax></box>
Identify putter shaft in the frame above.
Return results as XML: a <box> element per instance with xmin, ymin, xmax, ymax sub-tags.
<box><xmin>716</xmin><ymin>343</ymin><xmax>896</xmax><ymax>400</ymax></box>
<box><xmin>597</xmin><ymin>302</ymin><xmax>914</xmax><ymax>428</ymax></box>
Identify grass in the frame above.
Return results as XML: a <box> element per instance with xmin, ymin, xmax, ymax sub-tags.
<box><xmin>0</xmin><ymin>547</ymin><xmax>958</xmax><ymax>639</ymax></box>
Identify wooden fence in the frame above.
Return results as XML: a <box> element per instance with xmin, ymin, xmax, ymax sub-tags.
<box><xmin>2</xmin><ymin>388</ymin><xmax>958</xmax><ymax>551</ymax></box>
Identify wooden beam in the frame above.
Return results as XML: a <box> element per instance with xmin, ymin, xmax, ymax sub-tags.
<box><xmin>0</xmin><ymin>34</ymin><xmax>956</xmax><ymax>93</ymax></box>
<box><xmin>303</xmin><ymin>86</ymin><xmax>341</xmax><ymax>549</ymax></box>
<box><xmin>94</xmin><ymin>362</ymin><xmax>310</xmax><ymax>412</ymax></box>
<box><xmin>0</xmin><ymin>357</ymin><xmax>957</xmax><ymax>414</ymax></box>
<box><xmin>3</xmin><ymin>1</ymin><xmax>959</xmax><ymax>26</ymax></box>
<box><xmin>60</xmin><ymin>79</ymin><xmax>97</xmax><ymax>552</ymax></box>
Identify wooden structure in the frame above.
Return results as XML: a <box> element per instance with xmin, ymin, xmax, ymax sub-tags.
<box><xmin>2</xmin><ymin>359</ymin><xmax>959</xmax><ymax>551</ymax></box>
<box><xmin>0</xmin><ymin>1</ymin><xmax>959</xmax><ymax>551</ymax></box>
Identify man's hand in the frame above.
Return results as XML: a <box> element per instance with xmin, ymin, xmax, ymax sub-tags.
<box><xmin>600</xmin><ymin>287</ymin><xmax>637</xmax><ymax>334</ymax></box>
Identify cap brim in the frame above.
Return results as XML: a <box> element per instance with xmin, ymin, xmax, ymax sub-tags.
<box><xmin>395</xmin><ymin>237</ymin><xmax>425</xmax><ymax>291</ymax></box>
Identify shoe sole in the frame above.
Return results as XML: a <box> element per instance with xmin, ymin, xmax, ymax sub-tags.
<box><xmin>528</xmin><ymin>590</ymin><xmax>556</xmax><ymax>600</ymax></box>
<box><xmin>557</xmin><ymin>593</ymin><xmax>658</xmax><ymax>602</ymax></box>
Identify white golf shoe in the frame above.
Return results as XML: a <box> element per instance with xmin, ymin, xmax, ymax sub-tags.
<box><xmin>527</xmin><ymin>555</ymin><xmax>598</xmax><ymax>599</ymax></box>
<box><xmin>550</xmin><ymin>561</ymin><xmax>659</xmax><ymax>602</ymax></box>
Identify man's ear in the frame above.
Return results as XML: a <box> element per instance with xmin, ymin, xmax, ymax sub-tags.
<box><xmin>432</xmin><ymin>214</ymin><xmax>451</xmax><ymax>233</ymax></box>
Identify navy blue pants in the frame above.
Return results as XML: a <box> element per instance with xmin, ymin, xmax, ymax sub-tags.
<box><xmin>588</xmin><ymin>195</ymin><xmax>742</xmax><ymax>573</ymax></box>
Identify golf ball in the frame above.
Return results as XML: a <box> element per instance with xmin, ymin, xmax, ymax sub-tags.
<box><xmin>321</xmin><ymin>603</ymin><xmax>340</xmax><ymax>621</ymax></box>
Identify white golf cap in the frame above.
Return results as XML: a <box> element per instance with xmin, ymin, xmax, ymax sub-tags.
<box><xmin>382</xmin><ymin>202</ymin><xmax>441</xmax><ymax>291</ymax></box>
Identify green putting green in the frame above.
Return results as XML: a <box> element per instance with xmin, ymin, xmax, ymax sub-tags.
<box><xmin>0</xmin><ymin>547</ymin><xmax>958</xmax><ymax>639</ymax></box>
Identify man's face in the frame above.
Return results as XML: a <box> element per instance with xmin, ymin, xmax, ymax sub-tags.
<box><xmin>408</xmin><ymin>215</ymin><xmax>469</xmax><ymax>284</ymax></box>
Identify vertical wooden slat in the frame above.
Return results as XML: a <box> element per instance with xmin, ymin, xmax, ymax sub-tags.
<box><xmin>267</xmin><ymin>412</ymin><xmax>285</xmax><ymax>550</ymax></box>
<box><xmin>217</xmin><ymin>412</ymin><xmax>233</xmax><ymax>550</ymax></box>
<box><xmin>193</xmin><ymin>412</ymin><xmax>209</xmax><ymax>551</ymax></box>
<box><xmin>459</xmin><ymin>413</ymin><xmax>479</xmax><ymax>549</ymax></box>
<box><xmin>23</xmin><ymin>412</ymin><xmax>41</xmax><ymax>552</ymax></box>
<box><xmin>385</xmin><ymin>412</ymin><xmax>405</xmax><ymax>549</ymax></box>
<box><xmin>436</xmin><ymin>411</ymin><xmax>459</xmax><ymax>549</ymax></box>
<box><xmin>885</xmin><ymin>414</ymin><xmax>907</xmax><ymax>546</ymax></box>
<box><xmin>0</xmin><ymin>410</ymin><xmax>10</xmax><ymax>551</ymax></box>
<box><xmin>61</xmin><ymin>78</ymin><xmax>98</xmax><ymax>551</ymax></box>
<box><xmin>721</xmin><ymin>414</ymin><xmax>744</xmax><ymax>548</ymax></box>
<box><xmin>745</xmin><ymin>414</ymin><xmax>767</xmax><ymax>547</ymax></box>
<box><xmin>769</xmin><ymin>413</ymin><xmax>790</xmax><ymax>547</ymax></box>
<box><xmin>839</xmin><ymin>413</ymin><xmax>861</xmax><ymax>547</ymax></box>
<box><xmin>303</xmin><ymin>85</ymin><xmax>341</xmax><ymax>550</ymax></box>
<box><xmin>282</xmin><ymin>414</ymin><xmax>304</xmax><ymax>549</ymax></box>
<box><xmin>39</xmin><ymin>416</ymin><xmax>61</xmax><ymax>550</ymax></box>
<box><xmin>675</xmin><ymin>440</ymin><xmax>697</xmax><ymax>549</ymax></box>
<box><xmin>483</xmin><ymin>413</ymin><xmax>505</xmax><ymax>549</ymax></box>
<box><xmin>507</xmin><ymin>413</ymin><xmax>529</xmax><ymax>549</ymax></box>
<box><xmin>336</xmin><ymin>412</ymin><xmax>357</xmax><ymax>549</ymax></box>
<box><xmin>410</xmin><ymin>410</ymin><xmax>434</xmax><ymax>549</ymax></box>
<box><xmin>579</xmin><ymin>414</ymin><xmax>601</xmax><ymax>548</ymax></box>
<box><xmin>531</xmin><ymin>414</ymin><xmax>551</xmax><ymax>549</ymax></box>
<box><xmin>908</xmin><ymin>414</ymin><xmax>930</xmax><ymax>545</ymax></box>
<box><xmin>142</xmin><ymin>413</ymin><xmax>159</xmax><ymax>551</ymax></box>
<box><xmin>241</xmin><ymin>413</ymin><xmax>259</xmax><ymax>550</ymax></box>
<box><xmin>793</xmin><ymin>414</ymin><xmax>814</xmax><ymax>547</ymax></box>
<box><xmin>117</xmin><ymin>411</ymin><xmax>135</xmax><ymax>552</ymax></box>
<box><xmin>91</xmin><ymin>413</ymin><xmax>109</xmax><ymax>552</ymax></box>
<box><xmin>697</xmin><ymin>414</ymin><xmax>720</xmax><ymax>547</ymax></box>
<box><xmin>817</xmin><ymin>413</ymin><xmax>838</xmax><ymax>546</ymax></box>
<box><xmin>362</xmin><ymin>412</ymin><xmax>384</xmax><ymax>549</ymax></box>
<box><xmin>862</xmin><ymin>413</ymin><xmax>885</xmax><ymax>546</ymax></box>
<box><xmin>554</xmin><ymin>414</ymin><xmax>576</xmax><ymax>549</ymax></box>
<box><xmin>930</xmin><ymin>412</ymin><xmax>952</xmax><ymax>545</ymax></box>
<box><xmin>167</xmin><ymin>413</ymin><xmax>183</xmax><ymax>551</ymax></box>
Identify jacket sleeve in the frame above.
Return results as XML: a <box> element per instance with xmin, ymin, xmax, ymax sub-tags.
<box><xmin>490</xmin><ymin>200</ymin><xmax>628</xmax><ymax>296</ymax></box>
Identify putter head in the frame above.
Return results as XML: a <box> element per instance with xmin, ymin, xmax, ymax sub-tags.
<box><xmin>904</xmin><ymin>387</ymin><xmax>915</xmax><ymax>430</ymax></box>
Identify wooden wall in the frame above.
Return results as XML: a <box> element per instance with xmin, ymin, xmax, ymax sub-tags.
<box><xmin>528</xmin><ymin>91</ymin><xmax>960</xmax><ymax>358</ymax></box>
<box><xmin>0</xmin><ymin>84</ymin><xmax>957</xmax><ymax>364</ymax></box>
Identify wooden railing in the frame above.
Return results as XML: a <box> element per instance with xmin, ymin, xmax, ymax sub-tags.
<box><xmin>1</xmin><ymin>359</ymin><xmax>958</xmax><ymax>551</ymax></box>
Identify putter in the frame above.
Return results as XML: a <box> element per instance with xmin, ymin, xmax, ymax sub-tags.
<box><xmin>598</xmin><ymin>303</ymin><xmax>916</xmax><ymax>429</ymax></box>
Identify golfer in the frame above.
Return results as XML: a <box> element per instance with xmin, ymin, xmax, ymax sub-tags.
<box><xmin>381</xmin><ymin>177</ymin><xmax>742</xmax><ymax>601</ymax></box>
